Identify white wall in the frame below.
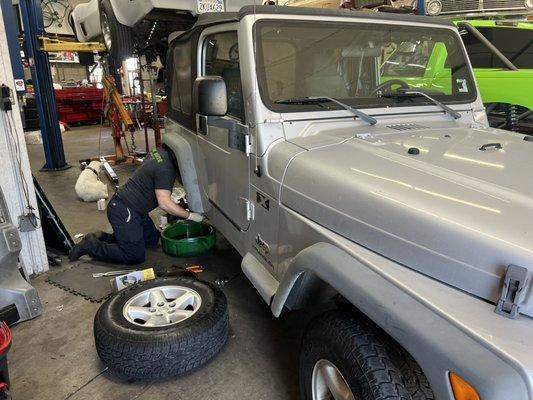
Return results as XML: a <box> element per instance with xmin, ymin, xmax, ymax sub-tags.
<box><xmin>41</xmin><ymin>0</ymin><xmax>87</xmax><ymax>36</ymax></box>
<box><xmin>0</xmin><ymin>5</ymin><xmax>49</xmax><ymax>275</ymax></box>
<box><xmin>12</xmin><ymin>0</ymin><xmax>88</xmax><ymax>36</ymax></box>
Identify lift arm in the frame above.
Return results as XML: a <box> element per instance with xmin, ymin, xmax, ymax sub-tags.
<box><xmin>39</xmin><ymin>37</ymin><xmax>107</xmax><ymax>53</ymax></box>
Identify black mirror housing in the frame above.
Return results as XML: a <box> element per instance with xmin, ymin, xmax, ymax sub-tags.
<box><xmin>194</xmin><ymin>76</ymin><xmax>227</xmax><ymax>116</ymax></box>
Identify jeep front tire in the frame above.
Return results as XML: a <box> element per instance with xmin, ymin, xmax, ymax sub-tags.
<box><xmin>300</xmin><ymin>310</ymin><xmax>412</xmax><ymax>400</ymax></box>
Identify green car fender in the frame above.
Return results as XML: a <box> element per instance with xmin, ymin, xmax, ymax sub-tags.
<box><xmin>454</xmin><ymin>20</ymin><xmax>533</xmax><ymax>110</ymax></box>
<box><xmin>473</xmin><ymin>68</ymin><xmax>533</xmax><ymax>110</ymax></box>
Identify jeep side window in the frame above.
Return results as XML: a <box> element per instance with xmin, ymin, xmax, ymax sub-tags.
<box><xmin>169</xmin><ymin>37</ymin><xmax>194</xmax><ymax>130</ymax></box>
<box><xmin>203</xmin><ymin>31</ymin><xmax>245</xmax><ymax>122</ymax></box>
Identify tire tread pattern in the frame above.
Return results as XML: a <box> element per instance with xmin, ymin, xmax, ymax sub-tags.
<box><xmin>384</xmin><ymin>343</ymin><xmax>435</xmax><ymax>400</ymax></box>
<box><xmin>301</xmin><ymin>310</ymin><xmax>412</xmax><ymax>400</ymax></box>
<box><xmin>100</xmin><ymin>0</ymin><xmax>133</xmax><ymax>62</ymax></box>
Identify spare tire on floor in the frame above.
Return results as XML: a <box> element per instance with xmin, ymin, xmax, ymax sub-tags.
<box><xmin>94</xmin><ymin>277</ymin><xmax>229</xmax><ymax>381</ymax></box>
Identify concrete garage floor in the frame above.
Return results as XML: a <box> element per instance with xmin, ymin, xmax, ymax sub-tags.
<box><xmin>9</xmin><ymin>125</ymin><xmax>317</xmax><ymax>400</ymax></box>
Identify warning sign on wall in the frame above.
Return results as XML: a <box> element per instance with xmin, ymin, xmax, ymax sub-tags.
<box><xmin>14</xmin><ymin>79</ymin><xmax>25</xmax><ymax>92</ymax></box>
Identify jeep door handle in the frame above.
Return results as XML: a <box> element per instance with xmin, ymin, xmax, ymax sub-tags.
<box><xmin>197</xmin><ymin>114</ymin><xmax>208</xmax><ymax>135</ymax></box>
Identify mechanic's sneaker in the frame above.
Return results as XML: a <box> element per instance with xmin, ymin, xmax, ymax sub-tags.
<box><xmin>68</xmin><ymin>239</ymin><xmax>91</xmax><ymax>261</ymax></box>
<box><xmin>83</xmin><ymin>232</ymin><xmax>97</xmax><ymax>241</ymax></box>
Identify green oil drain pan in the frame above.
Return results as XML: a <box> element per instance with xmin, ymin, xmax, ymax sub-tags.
<box><xmin>161</xmin><ymin>221</ymin><xmax>216</xmax><ymax>257</ymax></box>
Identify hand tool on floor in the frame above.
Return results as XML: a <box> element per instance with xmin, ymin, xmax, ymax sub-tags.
<box><xmin>158</xmin><ymin>264</ymin><xmax>205</xmax><ymax>279</ymax></box>
<box><xmin>92</xmin><ymin>269</ymin><xmax>136</xmax><ymax>278</ymax></box>
<box><xmin>185</xmin><ymin>265</ymin><xmax>204</xmax><ymax>274</ymax></box>
<box><xmin>165</xmin><ymin>264</ymin><xmax>204</xmax><ymax>278</ymax></box>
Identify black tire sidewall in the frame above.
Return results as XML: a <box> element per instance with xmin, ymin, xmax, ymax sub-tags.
<box><xmin>300</xmin><ymin>324</ymin><xmax>367</xmax><ymax>399</ymax></box>
<box><xmin>299</xmin><ymin>311</ymin><xmax>410</xmax><ymax>400</ymax></box>
<box><xmin>95</xmin><ymin>277</ymin><xmax>224</xmax><ymax>343</ymax></box>
<box><xmin>99</xmin><ymin>0</ymin><xmax>133</xmax><ymax>61</ymax></box>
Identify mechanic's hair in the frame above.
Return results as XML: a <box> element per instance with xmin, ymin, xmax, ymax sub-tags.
<box><xmin>161</xmin><ymin>144</ymin><xmax>178</xmax><ymax>169</ymax></box>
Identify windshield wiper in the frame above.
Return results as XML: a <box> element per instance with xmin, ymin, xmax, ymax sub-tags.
<box><xmin>274</xmin><ymin>96</ymin><xmax>377</xmax><ymax>126</ymax></box>
<box><xmin>381</xmin><ymin>90</ymin><xmax>461</xmax><ymax>120</ymax></box>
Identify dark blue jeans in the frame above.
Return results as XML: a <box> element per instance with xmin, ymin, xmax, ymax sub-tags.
<box><xmin>85</xmin><ymin>196</ymin><xmax>159</xmax><ymax>265</ymax></box>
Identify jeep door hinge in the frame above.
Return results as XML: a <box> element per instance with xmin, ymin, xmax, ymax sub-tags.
<box><xmin>245</xmin><ymin>198</ymin><xmax>255</xmax><ymax>221</ymax></box>
<box><xmin>495</xmin><ymin>264</ymin><xmax>529</xmax><ymax>319</ymax></box>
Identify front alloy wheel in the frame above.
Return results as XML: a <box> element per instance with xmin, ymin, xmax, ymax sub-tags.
<box><xmin>312</xmin><ymin>359</ymin><xmax>356</xmax><ymax>400</ymax></box>
<box><xmin>300</xmin><ymin>310</ymin><xmax>412</xmax><ymax>400</ymax></box>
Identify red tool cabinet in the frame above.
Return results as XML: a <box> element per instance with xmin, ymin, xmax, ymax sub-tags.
<box><xmin>54</xmin><ymin>87</ymin><xmax>104</xmax><ymax>125</ymax></box>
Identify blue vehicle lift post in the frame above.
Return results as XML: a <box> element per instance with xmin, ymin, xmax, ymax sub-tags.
<box><xmin>18</xmin><ymin>0</ymin><xmax>70</xmax><ymax>171</ymax></box>
<box><xmin>0</xmin><ymin>0</ymin><xmax>26</xmax><ymax>95</ymax></box>
<box><xmin>417</xmin><ymin>0</ymin><xmax>426</xmax><ymax>15</ymax></box>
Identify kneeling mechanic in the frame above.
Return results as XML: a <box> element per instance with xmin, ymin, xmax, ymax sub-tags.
<box><xmin>69</xmin><ymin>146</ymin><xmax>203</xmax><ymax>264</ymax></box>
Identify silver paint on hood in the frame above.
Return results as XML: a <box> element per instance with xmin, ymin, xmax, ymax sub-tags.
<box><xmin>279</xmin><ymin>121</ymin><xmax>533</xmax><ymax>317</ymax></box>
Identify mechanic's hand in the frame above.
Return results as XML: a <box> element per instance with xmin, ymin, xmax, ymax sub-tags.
<box><xmin>187</xmin><ymin>212</ymin><xmax>205</xmax><ymax>223</ymax></box>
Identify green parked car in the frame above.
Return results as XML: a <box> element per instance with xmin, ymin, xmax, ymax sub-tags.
<box><xmin>382</xmin><ymin>19</ymin><xmax>533</xmax><ymax>132</ymax></box>
<box><xmin>457</xmin><ymin>20</ymin><xmax>533</xmax><ymax>132</ymax></box>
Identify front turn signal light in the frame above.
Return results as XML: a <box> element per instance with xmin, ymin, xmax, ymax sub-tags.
<box><xmin>450</xmin><ymin>372</ymin><xmax>481</xmax><ymax>400</ymax></box>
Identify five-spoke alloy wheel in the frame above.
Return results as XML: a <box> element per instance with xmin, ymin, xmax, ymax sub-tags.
<box><xmin>312</xmin><ymin>359</ymin><xmax>356</xmax><ymax>400</ymax></box>
<box><xmin>300</xmin><ymin>310</ymin><xmax>412</xmax><ymax>400</ymax></box>
<box><xmin>122</xmin><ymin>285</ymin><xmax>202</xmax><ymax>327</ymax></box>
<box><xmin>94</xmin><ymin>277</ymin><xmax>228</xmax><ymax>381</ymax></box>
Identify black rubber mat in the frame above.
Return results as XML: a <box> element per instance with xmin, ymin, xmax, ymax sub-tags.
<box><xmin>143</xmin><ymin>239</ymin><xmax>243</xmax><ymax>285</ymax></box>
<box><xmin>46</xmin><ymin>235</ymin><xmax>243</xmax><ymax>302</ymax></box>
<box><xmin>46</xmin><ymin>262</ymin><xmax>118</xmax><ymax>302</ymax></box>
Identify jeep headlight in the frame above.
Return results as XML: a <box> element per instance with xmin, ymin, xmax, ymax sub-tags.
<box><xmin>426</xmin><ymin>0</ymin><xmax>442</xmax><ymax>15</ymax></box>
<box><xmin>526</xmin><ymin>0</ymin><xmax>533</xmax><ymax>10</ymax></box>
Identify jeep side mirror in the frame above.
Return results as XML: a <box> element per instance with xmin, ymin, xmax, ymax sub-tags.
<box><xmin>193</xmin><ymin>76</ymin><xmax>227</xmax><ymax>116</ymax></box>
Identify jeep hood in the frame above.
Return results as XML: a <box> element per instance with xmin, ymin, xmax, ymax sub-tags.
<box><xmin>280</xmin><ymin>122</ymin><xmax>533</xmax><ymax>317</ymax></box>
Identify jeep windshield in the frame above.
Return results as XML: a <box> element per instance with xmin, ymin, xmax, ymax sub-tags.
<box><xmin>255</xmin><ymin>20</ymin><xmax>476</xmax><ymax>113</ymax></box>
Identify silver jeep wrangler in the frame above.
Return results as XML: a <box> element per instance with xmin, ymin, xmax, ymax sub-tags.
<box><xmin>163</xmin><ymin>6</ymin><xmax>533</xmax><ymax>399</ymax></box>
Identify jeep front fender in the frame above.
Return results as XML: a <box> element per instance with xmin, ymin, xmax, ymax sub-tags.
<box><xmin>163</xmin><ymin>132</ymin><xmax>208</xmax><ymax>214</ymax></box>
<box><xmin>272</xmin><ymin>240</ymin><xmax>533</xmax><ymax>400</ymax></box>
